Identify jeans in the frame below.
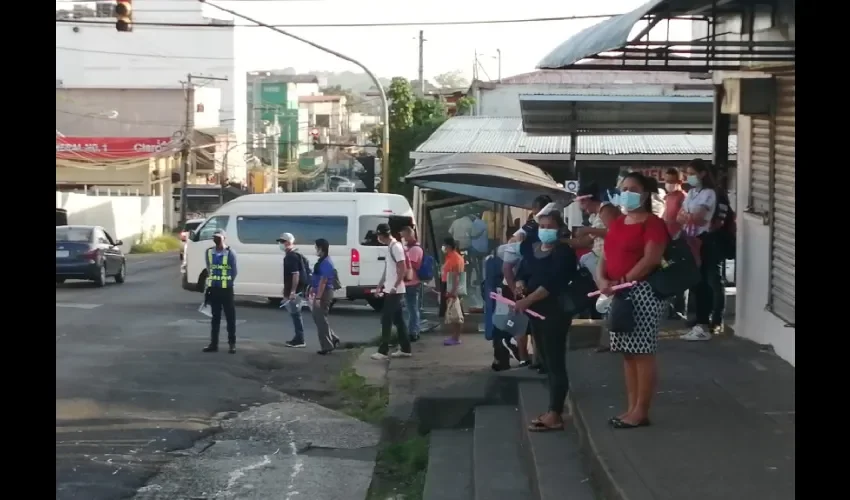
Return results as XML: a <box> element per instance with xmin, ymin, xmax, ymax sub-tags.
<box><xmin>530</xmin><ymin>302</ymin><xmax>571</xmax><ymax>413</ymax></box>
<box><xmin>694</xmin><ymin>233</ymin><xmax>725</xmax><ymax>326</ymax></box>
<box><xmin>379</xmin><ymin>293</ymin><xmax>411</xmax><ymax>355</ymax></box>
<box><xmin>208</xmin><ymin>287</ymin><xmax>237</xmax><ymax>346</ymax></box>
<box><xmin>311</xmin><ymin>288</ymin><xmax>338</xmax><ymax>350</ymax></box>
<box><xmin>402</xmin><ymin>284</ymin><xmax>423</xmax><ymax>336</ymax></box>
<box><xmin>287</xmin><ymin>299</ymin><xmax>305</xmax><ymax>343</ymax></box>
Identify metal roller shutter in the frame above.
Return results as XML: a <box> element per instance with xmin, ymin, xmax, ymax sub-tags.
<box><xmin>768</xmin><ymin>72</ymin><xmax>795</xmax><ymax>325</ymax></box>
<box><xmin>749</xmin><ymin>117</ymin><xmax>772</xmax><ymax>214</ymax></box>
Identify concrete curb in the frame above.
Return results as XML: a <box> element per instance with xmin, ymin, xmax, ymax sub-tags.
<box><xmin>567</xmin><ymin>392</ymin><xmax>629</xmax><ymax>500</ymax></box>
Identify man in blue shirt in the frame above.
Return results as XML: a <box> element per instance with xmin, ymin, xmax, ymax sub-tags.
<box><xmin>203</xmin><ymin>229</ymin><xmax>238</xmax><ymax>354</ymax></box>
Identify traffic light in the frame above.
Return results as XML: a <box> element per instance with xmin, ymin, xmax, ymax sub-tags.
<box><xmin>355</xmin><ymin>155</ymin><xmax>376</xmax><ymax>192</ymax></box>
<box><xmin>115</xmin><ymin>1</ymin><xmax>133</xmax><ymax>32</ymax></box>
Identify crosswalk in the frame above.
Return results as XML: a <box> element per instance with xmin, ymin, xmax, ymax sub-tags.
<box><xmin>56</xmin><ymin>303</ymin><xmax>103</xmax><ymax>310</ymax></box>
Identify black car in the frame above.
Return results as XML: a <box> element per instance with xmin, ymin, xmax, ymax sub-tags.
<box><xmin>56</xmin><ymin>225</ymin><xmax>127</xmax><ymax>287</ymax></box>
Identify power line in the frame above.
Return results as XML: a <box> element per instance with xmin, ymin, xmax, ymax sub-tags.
<box><xmin>55</xmin><ymin>13</ymin><xmax>618</xmax><ymax>29</ymax></box>
<box><xmin>56</xmin><ymin>46</ymin><xmax>233</xmax><ymax>60</ymax></box>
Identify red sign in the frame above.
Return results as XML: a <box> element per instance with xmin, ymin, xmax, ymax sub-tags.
<box><xmin>56</xmin><ymin>137</ymin><xmax>177</xmax><ymax>160</ymax></box>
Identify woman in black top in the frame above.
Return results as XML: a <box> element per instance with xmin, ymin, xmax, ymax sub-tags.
<box><xmin>514</xmin><ymin>211</ymin><xmax>578</xmax><ymax>432</ymax></box>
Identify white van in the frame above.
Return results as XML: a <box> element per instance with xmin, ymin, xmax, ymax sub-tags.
<box><xmin>181</xmin><ymin>192</ymin><xmax>414</xmax><ymax>311</ymax></box>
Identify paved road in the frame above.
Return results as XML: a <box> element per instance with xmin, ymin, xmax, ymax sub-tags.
<box><xmin>56</xmin><ymin>252</ymin><xmax>383</xmax><ymax>500</ymax></box>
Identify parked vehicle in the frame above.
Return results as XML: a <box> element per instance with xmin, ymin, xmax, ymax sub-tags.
<box><xmin>56</xmin><ymin>225</ymin><xmax>127</xmax><ymax>287</ymax></box>
<box><xmin>182</xmin><ymin>192</ymin><xmax>414</xmax><ymax>311</ymax></box>
<box><xmin>179</xmin><ymin>218</ymin><xmax>205</xmax><ymax>261</ymax></box>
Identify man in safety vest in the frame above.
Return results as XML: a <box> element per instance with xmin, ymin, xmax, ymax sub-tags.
<box><xmin>203</xmin><ymin>229</ymin><xmax>239</xmax><ymax>353</ymax></box>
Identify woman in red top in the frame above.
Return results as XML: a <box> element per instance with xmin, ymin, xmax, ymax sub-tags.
<box><xmin>597</xmin><ymin>172</ymin><xmax>668</xmax><ymax>429</ymax></box>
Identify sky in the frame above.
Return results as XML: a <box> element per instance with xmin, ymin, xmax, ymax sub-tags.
<box><xmin>57</xmin><ymin>0</ymin><xmax>694</xmax><ymax>82</ymax></box>
<box><xmin>211</xmin><ymin>0</ymin><xmax>693</xmax><ymax>80</ymax></box>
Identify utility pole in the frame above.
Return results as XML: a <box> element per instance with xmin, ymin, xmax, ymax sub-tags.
<box><xmin>418</xmin><ymin>30</ymin><xmax>425</xmax><ymax>96</ymax></box>
<box><xmin>496</xmin><ymin>48</ymin><xmax>502</xmax><ymax>83</ymax></box>
<box><xmin>271</xmin><ymin>115</ymin><xmax>281</xmax><ymax>193</ymax></box>
<box><xmin>180</xmin><ymin>73</ymin><xmax>228</xmax><ymax>226</ymax></box>
<box><xmin>200</xmin><ymin>0</ymin><xmax>391</xmax><ymax>194</ymax></box>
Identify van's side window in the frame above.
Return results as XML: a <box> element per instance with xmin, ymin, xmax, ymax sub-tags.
<box><xmin>359</xmin><ymin>216</ymin><xmax>389</xmax><ymax>246</ymax></box>
<box><xmin>197</xmin><ymin>216</ymin><xmax>230</xmax><ymax>241</ymax></box>
<box><xmin>236</xmin><ymin>216</ymin><xmax>348</xmax><ymax>245</ymax></box>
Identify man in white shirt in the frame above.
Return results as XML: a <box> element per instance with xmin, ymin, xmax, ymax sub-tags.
<box><xmin>448</xmin><ymin>213</ymin><xmax>473</xmax><ymax>250</ymax></box>
<box><xmin>372</xmin><ymin>223</ymin><xmax>413</xmax><ymax>360</ymax></box>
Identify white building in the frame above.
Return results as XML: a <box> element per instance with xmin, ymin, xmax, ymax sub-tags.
<box><xmin>55</xmin><ymin>0</ymin><xmax>247</xmax><ymax>183</ymax></box>
<box><xmin>299</xmin><ymin>95</ymin><xmax>348</xmax><ymax>139</ymax></box>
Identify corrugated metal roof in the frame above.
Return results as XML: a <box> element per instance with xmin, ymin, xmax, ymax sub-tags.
<box><xmin>499</xmin><ymin>69</ymin><xmax>700</xmax><ymax>86</ymax></box>
<box><xmin>414</xmin><ymin>117</ymin><xmax>737</xmax><ymax>156</ymax></box>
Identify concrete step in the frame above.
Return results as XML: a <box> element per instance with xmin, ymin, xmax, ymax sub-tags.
<box><xmin>423</xmin><ymin>429</ymin><xmax>474</xmax><ymax>500</ymax></box>
<box><xmin>517</xmin><ymin>382</ymin><xmax>596</xmax><ymax>500</ymax></box>
<box><xmin>473</xmin><ymin>405</ymin><xmax>533</xmax><ymax>500</ymax></box>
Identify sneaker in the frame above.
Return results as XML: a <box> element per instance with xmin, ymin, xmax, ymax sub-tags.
<box><xmin>390</xmin><ymin>350</ymin><xmax>412</xmax><ymax>358</ymax></box>
<box><xmin>443</xmin><ymin>338</ymin><xmax>462</xmax><ymax>346</ymax></box>
<box><xmin>202</xmin><ymin>344</ymin><xmax>218</xmax><ymax>353</ymax></box>
<box><xmin>371</xmin><ymin>352</ymin><xmax>389</xmax><ymax>361</ymax></box>
<box><xmin>501</xmin><ymin>338</ymin><xmax>520</xmax><ymax>361</ymax></box>
<box><xmin>680</xmin><ymin>325</ymin><xmax>712</xmax><ymax>341</ymax></box>
<box><xmin>285</xmin><ymin>340</ymin><xmax>306</xmax><ymax>348</ymax></box>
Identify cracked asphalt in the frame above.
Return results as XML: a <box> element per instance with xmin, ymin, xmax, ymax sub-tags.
<box><xmin>56</xmin><ymin>252</ymin><xmax>384</xmax><ymax>500</ymax></box>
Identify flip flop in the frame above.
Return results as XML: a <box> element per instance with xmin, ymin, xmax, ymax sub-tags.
<box><xmin>531</xmin><ymin>414</ymin><xmax>547</xmax><ymax>425</ymax></box>
<box><xmin>611</xmin><ymin>418</ymin><xmax>651</xmax><ymax>429</ymax></box>
<box><xmin>528</xmin><ymin>420</ymin><xmax>564</xmax><ymax>432</ymax></box>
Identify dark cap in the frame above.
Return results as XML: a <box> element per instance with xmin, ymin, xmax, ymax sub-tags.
<box><xmin>375</xmin><ymin>223</ymin><xmax>391</xmax><ymax>236</ymax></box>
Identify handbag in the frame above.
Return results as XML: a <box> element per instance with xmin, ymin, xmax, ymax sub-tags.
<box><xmin>561</xmin><ymin>266</ymin><xmax>598</xmax><ymax>317</ymax></box>
<box><xmin>647</xmin><ymin>237</ymin><xmax>702</xmax><ymax>299</ymax></box>
<box><xmin>607</xmin><ymin>289</ymin><xmax>636</xmax><ymax>333</ymax></box>
<box><xmin>445</xmin><ymin>271</ymin><xmax>468</xmax><ymax>297</ymax></box>
<box><xmin>493</xmin><ymin>307</ymin><xmax>531</xmax><ymax>338</ymax></box>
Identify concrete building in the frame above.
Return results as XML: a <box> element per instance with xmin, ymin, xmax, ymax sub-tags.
<box><xmin>55</xmin><ymin>0</ymin><xmax>247</xmax><ymax>182</ymax></box>
<box><xmin>246</xmin><ymin>72</ymin><xmax>322</xmax><ymax>147</ymax></box>
<box><xmin>299</xmin><ymin>95</ymin><xmax>348</xmax><ymax>139</ymax></box>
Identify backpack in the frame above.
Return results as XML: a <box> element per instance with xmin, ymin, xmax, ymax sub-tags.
<box><xmin>408</xmin><ymin>243</ymin><xmax>436</xmax><ymax>282</ymax></box>
<box><xmin>292</xmin><ymin>251</ymin><xmax>312</xmax><ymax>291</ymax></box>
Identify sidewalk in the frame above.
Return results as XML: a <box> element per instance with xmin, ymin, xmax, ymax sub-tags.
<box><xmin>568</xmin><ymin>336</ymin><xmax>795</xmax><ymax>500</ymax></box>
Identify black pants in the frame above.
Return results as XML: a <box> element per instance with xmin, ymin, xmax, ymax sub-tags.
<box><xmin>438</xmin><ymin>280</ymin><xmax>447</xmax><ymax>318</ymax></box>
<box><xmin>379</xmin><ymin>293</ymin><xmax>411</xmax><ymax>355</ymax></box>
<box><xmin>530</xmin><ymin>304</ymin><xmax>571</xmax><ymax>414</ymax></box>
<box><xmin>208</xmin><ymin>287</ymin><xmax>236</xmax><ymax>346</ymax></box>
<box><xmin>694</xmin><ymin>233</ymin><xmax>725</xmax><ymax>326</ymax></box>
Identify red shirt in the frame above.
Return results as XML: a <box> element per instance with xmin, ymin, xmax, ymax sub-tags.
<box><xmin>603</xmin><ymin>214</ymin><xmax>668</xmax><ymax>281</ymax></box>
<box><xmin>663</xmin><ymin>190</ymin><xmax>686</xmax><ymax>236</ymax></box>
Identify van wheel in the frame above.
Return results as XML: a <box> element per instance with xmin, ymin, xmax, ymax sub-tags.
<box><xmin>366</xmin><ymin>297</ymin><xmax>384</xmax><ymax>312</ymax></box>
<box><xmin>197</xmin><ymin>271</ymin><xmax>207</xmax><ymax>292</ymax></box>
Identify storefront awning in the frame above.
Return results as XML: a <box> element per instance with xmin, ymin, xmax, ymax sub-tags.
<box><xmin>405</xmin><ymin>154</ymin><xmax>574</xmax><ymax>209</ymax></box>
<box><xmin>520</xmin><ymin>94</ymin><xmax>716</xmax><ymax>135</ymax></box>
<box><xmin>537</xmin><ymin>0</ymin><xmax>795</xmax><ymax>72</ymax></box>
<box><xmin>538</xmin><ymin>0</ymin><xmax>669</xmax><ymax>70</ymax></box>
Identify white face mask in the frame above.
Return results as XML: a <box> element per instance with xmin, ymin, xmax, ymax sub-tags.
<box><xmin>665</xmin><ymin>183</ymin><xmax>678</xmax><ymax>192</ymax></box>
<box><xmin>441</xmin><ymin>245</ymin><xmax>447</xmax><ymax>253</ymax></box>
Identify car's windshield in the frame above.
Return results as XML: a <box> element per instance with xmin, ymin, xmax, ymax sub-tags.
<box><xmin>184</xmin><ymin>221</ymin><xmax>202</xmax><ymax>232</ymax></box>
<box><xmin>56</xmin><ymin>227</ymin><xmax>93</xmax><ymax>242</ymax></box>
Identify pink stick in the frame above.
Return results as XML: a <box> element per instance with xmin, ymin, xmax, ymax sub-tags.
<box><xmin>489</xmin><ymin>292</ymin><xmax>546</xmax><ymax>320</ymax></box>
<box><xmin>587</xmin><ymin>281</ymin><xmax>637</xmax><ymax>297</ymax></box>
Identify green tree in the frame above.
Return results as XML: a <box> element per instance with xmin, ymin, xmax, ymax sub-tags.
<box><xmin>433</xmin><ymin>69</ymin><xmax>470</xmax><ymax>89</ymax></box>
<box><xmin>456</xmin><ymin>96</ymin><xmax>476</xmax><ymax>116</ymax></box>
<box><xmin>382</xmin><ymin>77</ymin><xmax>447</xmax><ymax>199</ymax></box>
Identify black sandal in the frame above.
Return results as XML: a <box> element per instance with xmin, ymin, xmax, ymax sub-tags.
<box><xmin>611</xmin><ymin>418</ymin><xmax>651</xmax><ymax>429</ymax></box>
<box><xmin>528</xmin><ymin>420</ymin><xmax>564</xmax><ymax>432</ymax></box>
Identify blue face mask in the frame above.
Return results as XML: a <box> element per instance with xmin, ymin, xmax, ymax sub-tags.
<box><xmin>686</xmin><ymin>175</ymin><xmax>701</xmax><ymax>188</ymax></box>
<box><xmin>619</xmin><ymin>191</ymin><xmax>643</xmax><ymax>212</ymax></box>
<box><xmin>538</xmin><ymin>228</ymin><xmax>559</xmax><ymax>244</ymax></box>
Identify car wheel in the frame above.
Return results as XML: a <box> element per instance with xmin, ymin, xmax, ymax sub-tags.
<box><xmin>197</xmin><ymin>271</ymin><xmax>207</xmax><ymax>292</ymax></box>
<box><xmin>93</xmin><ymin>265</ymin><xmax>107</xmax><ymax>287</ymax></box>
<box><xmin>365</xmin><ymin>297</ymin><xmax>384</xmax><ymax>312</ymax></box>
<box><xmin>56</xmin><ymin>278</ymin><xmax>66</xmax><ymax>284</ymax></box>
<box><xmin>267</xmin><ymin>297</ymin><xmax>282</xmax><ymax>306</ymax></box>
<box><xmin>114</xmin><ymin>262</ymin><xmax>126</xmax><ymax>283</ymax></box>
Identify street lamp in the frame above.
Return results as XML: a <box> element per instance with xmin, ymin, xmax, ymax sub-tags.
<box><xmin>199</xmin><ymin>0</ymin><xmax>391</xmax><ymax>194</ymax></box>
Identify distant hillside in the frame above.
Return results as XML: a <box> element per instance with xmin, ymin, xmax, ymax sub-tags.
<box><xmin>307</xmin><ymin>70</ymin><xmax>392</xmax><ymax>94</ymax></box>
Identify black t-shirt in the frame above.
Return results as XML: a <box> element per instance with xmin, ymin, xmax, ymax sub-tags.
<box><xmin>283</xmin><ymin>250</ymin><xmax>304</xmax><ymax>295</ymax></box>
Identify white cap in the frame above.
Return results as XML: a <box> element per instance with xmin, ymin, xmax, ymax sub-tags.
<box><xmin>276</xmin><ymin>232</ymin><xmax>295</xmax><ymax>243</ymax></box>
